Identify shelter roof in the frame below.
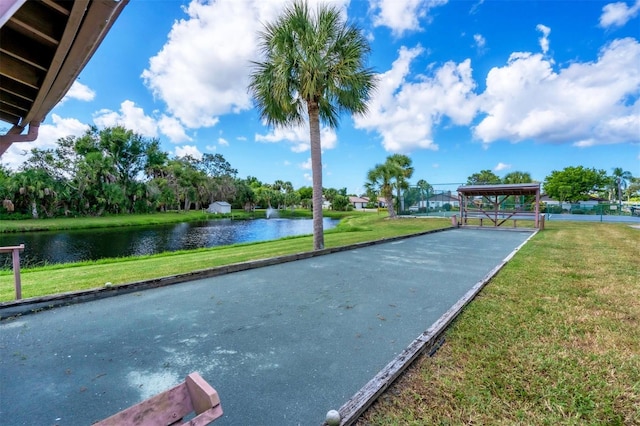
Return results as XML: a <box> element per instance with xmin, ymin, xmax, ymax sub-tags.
<box><xmin>457</xmin><ymin>183</ymin><xmax>541</xmax><ymax>197</ymax></box>
<box><xmin>0</xmin><ymin>0</ymin><xmax>128</xmax><ymax>155</ymax></box>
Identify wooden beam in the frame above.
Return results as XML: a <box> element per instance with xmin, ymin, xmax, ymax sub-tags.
<box><xmin>20</xmin><ymin>0</ymin><xmax>87</xmax><ymax>125</ymax></box>
<box><xmin>0</xmin><ymin>54</ymin><xmax>42</xmax><ymax>89</ymax></box>
<box><xmin>1</xmin><ymin>90</ymin><xmax>31</xmax><ymax>112</ymax></box>
<box><xmin>7</xmin><ymin>1</ymin><xmax>66</xmax><ymax>46</ymax></box>
<box><xmin>41</xmin><ymin>0</ymin><xmax>72</xmax><ymax>16</ymax></box>
<box><xmin>28</xmin><ymin>0</ymin><xmax>129</xmax><ymax>125</ymax></box>
<box><xmin>0</xmin><ymin>26</ymin><xmax>54</xmax><ymax>71</ymax></box>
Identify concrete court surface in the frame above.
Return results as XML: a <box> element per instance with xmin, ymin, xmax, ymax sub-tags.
<box><xmin>0</xmin><ymin>228</ymin><xmax>534</xmax><ymax>425</ymax></box>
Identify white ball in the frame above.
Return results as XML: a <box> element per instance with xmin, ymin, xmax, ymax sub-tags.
<box><xmin>326</xmin><ymin>409</ymin><xmax>340</xmax><ymax>426</ymax></box>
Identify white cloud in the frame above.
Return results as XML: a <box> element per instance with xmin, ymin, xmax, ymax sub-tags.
<box><xmin>255</xmin><ymin>124</ymin><xmax>337</xmax><ymax>153</ymax></box>
<box><xmin>299</xmin><ymin>158</ymin><xmax>312</xmax><ymax>170</ymax></box>
<box><xmin>174</xmin><ymin>144</ymin><xmax>203</xmax><ymax>159</ymax></box>
<box><xmin>599</xmin><ymin>0</ymin><xmax>640</xmax><ymax>28</ymax></box>
<box><xmin>474</xmin><ymin>37</ymin><xmax>640</xmax><ymax>146</ymax></box>
<box><xmin>370</xmin><ymin>0</ymin><xmax>448</xmax><ymax>36</ymax></box>
<box><xmin>60</xmin><ymin>81</ymin><xmax>96</xmax><ymax>104</ymax></box>
<box><xmin>141</xmin><ymin>0</ymin><xmax>349</xmax><ymax>130</ymax></box>
<box><xmin>93</xmin><ymin>101</ymin><xmax>192</xmax><ymax>143</ymax></box>
<box><xmin>473</xmin><ymin>34</ymin><xmax>486</xmax><ymax>49</ymax></box>
<box><xmin>494</xmin><ymin>162</ymin><xmax>511</xmax><ymax>171</ymax></box>
<box><xmin>1</xmin><ymin>115</ymin><xmax>89</xmax><ymax>170</ymax></box>
<box><xmin>354</xmin><ymin>45</ymin><xmax>477</xmax><ymax>153</ymax></box>
<box><xmin>469</xmin><ymin>0</ymin><xmax>484</xmax><ymax>14</ymax></box>
<box><xmin>536</xmin><ymin>24</ymin><xmax>551</xmax><ymax>54</ymax></box>
<box><xmin>93</xmin><ymin>100</ymin><xmax>159</xmax><ymax>138</ymax></box>
<box><xmin>218</xmin><ymin>137</ymin><xmax>229</xmax><ymax>146</ymax></box>
<box><xmin>158</xmin><ymin>115</ymin><xmax>191</xmax><ymax>143</ymax></box>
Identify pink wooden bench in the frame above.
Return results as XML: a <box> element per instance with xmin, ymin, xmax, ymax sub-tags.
<box><xmin>95</xmin><ymin>372</ymin><xmax>222</xmax><ymax>426</ymax></box>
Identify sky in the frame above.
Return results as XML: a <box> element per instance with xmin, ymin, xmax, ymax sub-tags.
<box><xmin>2</xmin><ymin>0</ymin><xmax>639</xmax><ymax>195</ymax></box>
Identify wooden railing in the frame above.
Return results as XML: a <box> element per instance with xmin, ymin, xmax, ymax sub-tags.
<box><xmin>0</xmin><ymin>244</ymin><xmax>24</xmax><ymax>300</ymax></box>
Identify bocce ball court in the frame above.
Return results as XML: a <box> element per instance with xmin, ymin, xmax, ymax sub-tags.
<box><xmin>0</xmin><ymin>227</ymin><xmax>536</xmax><ymax>425</ymax></box>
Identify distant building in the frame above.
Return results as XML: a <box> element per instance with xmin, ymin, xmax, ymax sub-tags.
<box><xmin>207</xmin><ymin>201</ymin><xmax>231</xmax><ymax>214</ymax></box>
<box><xmin>411</xmin><ymin>192</ymin><xmax>459</xmax><ymax>210</ymax></box>
<box><xmin>349</xmin><ymin>196</ymin><xmax>369</xmax><ymax>210</ymax></box>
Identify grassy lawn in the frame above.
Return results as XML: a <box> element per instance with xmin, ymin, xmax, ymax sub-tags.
<box><xmin>0</xmin><ymin>212</ymin><xmax>450</xmax><ymax>301</ymax></box>
<box><xmin>357</xmin><ymin>221</ymin><xmax>640</xmax><ymax>425</ymax></box>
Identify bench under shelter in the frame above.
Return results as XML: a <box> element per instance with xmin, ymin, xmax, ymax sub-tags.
<box><xmin>456</xmin><ymin>183</ymin><xmax>543</xmax><ymax>229</ymax></box>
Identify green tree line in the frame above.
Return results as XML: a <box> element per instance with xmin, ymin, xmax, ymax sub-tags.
<box><xmin>0</xmin><ymin>126</ymin><xmax>355</xmax><ymax>219</ymax></box>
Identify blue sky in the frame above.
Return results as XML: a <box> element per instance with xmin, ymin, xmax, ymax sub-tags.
<box><xmin>2</xmin><ymin>0</ymin><xmax>639</xmax><ymax>194</ymax></box>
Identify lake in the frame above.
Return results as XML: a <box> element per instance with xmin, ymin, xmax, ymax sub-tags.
<box><xmin>0</xmin><ymin>218</ymin><xmax>339</xmax><ymax>268</ymax></box>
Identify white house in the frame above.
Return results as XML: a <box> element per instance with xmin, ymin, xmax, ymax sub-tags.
<box><xmin>207</xmin><ymin>201</ymin><xmax>231</xmax><ymax>214</ymax></box>
<box><xmin>349</xmin><ymin>196</ymin><xmax>369</xmax><ymax>210</ymax></box>
<box><xmin>412</xmin><ymin>192</ymin><xmax>459</xmax><ymax>210</ymax></box>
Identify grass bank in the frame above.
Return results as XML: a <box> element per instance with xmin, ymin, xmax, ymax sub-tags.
<box><xmin>0</xmin><ymin>208</ymin><xmax>338</xmax><ymax>233</ymax></box>
<box><xmin>0</xmin><ymin>213</ymin><xmax>449</xmax><ymax>301</ymax></box>
<box><xmin>358</xmin><ymin>222</ymin><xmax>640</xmax><ymax>425</ymax></box>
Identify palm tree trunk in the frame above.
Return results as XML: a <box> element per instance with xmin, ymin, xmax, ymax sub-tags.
<box><xmin>308</xmin><ymin>102</ymin><xmax>324</xmax><ymax>250</ymax></box>
<box><xmin>385</xmin><ymin>194</ymin><xmax>395</xmax><ymax>218</ymax></box>
<box><xmin>30</xmin><ymin>200</ymin><xmax>38</xmax><ymax>219</ymax></box>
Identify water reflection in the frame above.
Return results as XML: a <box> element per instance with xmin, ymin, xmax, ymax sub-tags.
<box><xmin>0</xmin><ymin>218</ymin><xmax>338</xmax><ymax>268</ymax></box>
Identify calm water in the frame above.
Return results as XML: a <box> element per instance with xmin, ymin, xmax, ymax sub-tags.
<box><xmin>0</xmin><ymin>218</ymin><xmax>338</xmax><ymax>268</ymax></box>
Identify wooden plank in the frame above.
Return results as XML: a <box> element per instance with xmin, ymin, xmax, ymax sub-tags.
<box><xmin>184</xmin><ymin>408</ymin><xmax>224</xmax><ymax>426</ymax></box>
<box><xmin>0</xmin><ymin>54</ymin><xmax>41</xmax><ymax>89</ymax></box>
<box><xmin>0</xmin><ymin>244</ymin><xmax>24</xmax><ymax>253</ymax></box>
<box><xmin>95</xmin><ymin>382</ymin><xmax>193</xmax><ymax>426</ymax></box>
<box><xmin>0</xmin><ymin>27</ymin><xmax>54</xmax><ymax>71</ymax></box>
<box><xmin>185</xmin><ymin>372</ymin><xmax>221</xmax><ymax>415</ymax></box>
<box><xmin>9</xmin><ymin>0</ymin><xmax>66</xmax><ymax>46</ymax></box>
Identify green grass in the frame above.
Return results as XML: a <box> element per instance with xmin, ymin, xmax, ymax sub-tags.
<box><xmin>0</xmin><ymin>212</ymin><xmax>450</xmax><ymax>301</ymax></box>
<box><xmin>357</xmin><ymin>221</ymin><xmax>640</xmax><ymax>425</ymax></box>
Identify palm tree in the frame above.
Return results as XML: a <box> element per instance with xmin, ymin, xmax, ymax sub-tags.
<box><xmin>366</xmin><ymin>155</ymin><xmax>412</xmax><ymax>218</ymax></box>
<box><xmin>611</xmin><ymin>167</ymin><xmax>633</xmax><ymax>204</ymax></box>
<box><xmin>366</xmin><ymin>162</ymin><xmax>397</xmax><ymax>218</ymax></box>
<box><xmin>416</xmin><ymin>179</ymin><xmax>433</xmax><ymax>212</ymax></box>
<box><xmin>388</xmin><ymin>154</ymin><xmax>414</xmax><ymax>213</ymax></box>
<box><xmin>502</xmin><ymin>171</ymin><xmax>532</xmax><ymax>184</ymax></box>
<box><xmin>249</xmin><ymin>0</ymin><xmax>376</xmax><ymax>250</ymax></box>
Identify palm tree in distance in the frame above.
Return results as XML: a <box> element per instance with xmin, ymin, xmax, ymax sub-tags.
<box><xmin>248</xmin><ymin>0</ymin><xmax>376</xmax><ymax>250</ymax></box>
<box><xmin>611</xmin><ymin>167</ymin><xmax>633</xmax><ymax>204</ymax></box>
<box><xmin>366</xmin><ymin>154</ymin><xmax>413</xmax><ymax>219</ymax></box>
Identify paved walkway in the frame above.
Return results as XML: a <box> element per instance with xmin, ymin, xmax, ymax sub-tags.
<box><xmin>0</xmin><ymin>228</ymin><xmax>534</xmax><ymax>425</ymax></box>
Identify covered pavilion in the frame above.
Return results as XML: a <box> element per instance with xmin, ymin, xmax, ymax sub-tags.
<box><xmin>0</xmin><ymin>0</ymin><xmax>128</xmax><ymax>155</ymax></box>
<box><xmin>457</xmin><ymin>183</ymin><xmax>543</xmax><ymax>229</ymax></box>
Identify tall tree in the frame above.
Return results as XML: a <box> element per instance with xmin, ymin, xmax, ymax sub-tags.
<box><xmin>366</xmin><ymin>155</ymin><xmax>412</xmax><ymax>218</ymax></box>
<box><xmin>502</xmin><ymin>171</ymin><xmax>533</xmax><ymax>184</ymax></box>
<box><xmin>366</xmin><ymin>162</ymin><xmax>398</xmax><ymax>218</ymax></box>
<box><xmin>611</xmin><ymin>167</ymin><xmax>633</xmax><ymax>203</ymax></box>
<box><xmin>467</xmin><ymin>170</ymin><xmax>501</xmax><ymax>185</ymax></box>
<box><xmin>388</xmin><ymin>154</ymin><xmax>414</xmax><ymax>213</ymax></box>
<box><xmin>416</xmin><ymin>178</ymin><xmax>433</xmax><ymax>211</ymax></box>
<box><xmin>543</xmin><ymin>166</ymin><xmax>608</xmax><ymax>203</ymax></box>
<box><xmin>249</xmin><ymin>0</ymin><xmax>376</xmax><ymax>250</ymax></box>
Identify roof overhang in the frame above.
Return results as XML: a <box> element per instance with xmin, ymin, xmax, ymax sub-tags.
<box><xmin>456</xmin><ymin>183</ymin><xmax>541</xmax><ymax>197</ymax></box>
<box><xmin>0</xmin><ymin>0</ymin><xmax>129</xmax><ymax>156</ymax></box>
